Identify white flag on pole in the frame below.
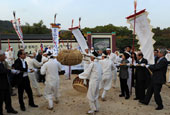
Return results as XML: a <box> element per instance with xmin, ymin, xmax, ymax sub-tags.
<box><xmin>127</xmin><ymin>9</ymin><xmax>155</xmax><ymax>64</ymax></box>
<box><xmin>51</xmin><ymin>24</ymin><xmax>60</xmax><ymax>55</ymax></box>
<box><xmin>11</xmin><ymin>18</ymin><xmax>25</xmax><ymax>48</ymax></box>
<box><xmin>70</xmin><ymin>27</ymin><xmax>88</xmax><ymax>54</ymax></box>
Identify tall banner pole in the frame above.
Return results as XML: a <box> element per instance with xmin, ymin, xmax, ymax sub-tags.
<box><xmin>132</xmin><ymin>0</ymin><xmax>137</xmax><ymax>56</ymax></box>
<box><xmin>51</xmin><ymin>13</ymin><xmax>61</xmax><ymax>55</ymax></box>
<box><xmin>11</xmin><ymin>11</ymin><xmax>25</xmax><ymax>49</ymax></box>
<box><xmin>8</xmin><ymin>39</ymin><xmax>11</xmax><ymax>50</ymax></box>
<box><xmin>131</xmin><ymin>0</ymin><xmax>137</xmax><ymax>95</ymax></box>
<box><xmin>71</xmin><ymin>19</ymin><xmax>74</xmax><ymax>28</ymax></box>
<box><xmin>79</xmin><ymin>17</ymin><xmax>81</xmax><ymax>28</ymax></box>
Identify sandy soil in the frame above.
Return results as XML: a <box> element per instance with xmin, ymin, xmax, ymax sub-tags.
<box><xmin>4</xmin><ymin>74</ymin><xmax>170</xmax><ymax>115</ymax></box>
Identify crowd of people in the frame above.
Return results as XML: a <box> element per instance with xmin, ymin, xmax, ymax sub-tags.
<box><xmin>0</xmin><ymin>45</ymin><xmax>170</xmax><ymax>115</ymax></box>
<box><xmin>80</xmin><ymin>46</ymin><xmax>169</xmax><ymax>114</ymax></box>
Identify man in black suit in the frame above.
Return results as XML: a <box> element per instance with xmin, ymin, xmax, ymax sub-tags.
<box><xmin>154</xmin><ymin>49</ymin><xmax>159</xmax><ymax>64</ymax></box>
<box><xmin>134</xmin><ymin>52</ymin><xmax>150</xmax><ymax>101</ymax></box>
<box><xmin>0</xmin><ymin>50</ymin><xmax>18</xmax><ymax>115</ymax></box>
<box><xmin>139</xmin><ymin>49</ymin><xmax>168</xmax><ymax>110</ymax></box>
<box><xmin>14</xmin><ymin>49</ymin><xmax>38</xmax><ymax>111</ymax></box>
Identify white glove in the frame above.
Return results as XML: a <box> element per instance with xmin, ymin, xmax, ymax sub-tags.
<box><xmin>11</xmin><ymin>69</ymin><xmax>17</xmax><ymax>74</ymax></box>
<box><xmin>141</xmin><ymin>64</ymin><xmax>145</xmax><ymax>67</ymax></box>
<box><xmin>127</xmin><ymin>63</ymin><xmax>130</xmax><ymax>66</ymax></box>
<box><xmin>133</xmin><ymin>63</ymin><xmax>137</xmax><ymax>66</ymax></box>
<box><xmin>146</xmin><ymin>65</ymin><xmax>149</xmax><ymax>68</ymax></box>
<box><xmin>34</xmin><ymin>69</ymin><xmax>38</xmax><ymax>72</ymax></box>
<box><xmin>83</xmin><ymin>79</ymin><xmax>87</xmax><ymax>85</ymax></box>
<box><xmin>116</xmin><ymin>63</ymin><xmax>120</xmax><ymax>66</ymax></box>
<box><xmin>16</xmin><ymin>70</ymin><xmax>20</xmax><ymax>74</ymax></box>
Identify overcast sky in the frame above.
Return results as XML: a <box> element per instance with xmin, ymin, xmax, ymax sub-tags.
<box><xmin>0</xmin><ymin>0</ymin><xmax>170</xmax><ymax>29</ymax></box>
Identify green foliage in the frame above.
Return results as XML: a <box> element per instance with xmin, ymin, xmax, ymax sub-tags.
<box><xmin>22</xmin><ymin>20</ymin><xmax>51</xmax><ymax>34</ymax></box>
<box><xmin>82</xmin><ymin>24</ymin><xmax>133</xmax><ymax>37</ymax></box>
<box><xmin>1</xmin><ymin>20</ymin><xmax>170</xmax><ymax>48</ymax></box>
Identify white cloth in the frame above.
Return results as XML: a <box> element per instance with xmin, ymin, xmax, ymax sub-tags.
<box><xmin>41</xmin><ymin>59</ymin><xmax>62</xmax><ymax>103</ymax></box>
<box><xmin>79</xmin><ymin>59</ymin><xmax>102</xmax><ymax>111</ymax></box>
<box><xmin>166</xmin><ymin>53</ymin><xmax>170</xmax><ymax>82</ymax></box>
<box><xmin>127</xmin><ymin>11</ymin><xmax>155</xmax><ymax>64</ymax></box>
<box><xmin>79</xmin><ymin>59</ymin><xmax>102</xmax><ymax>102</ymax></box>
<box><xmin>127</xmin><ymin>57</ymin><xmax>132</xmax><ymax>92</ymax></box>
<box><xmin>71</xmin><ymin>29</ymin><xmax>88</xmax><ymax>54</ymax></box>
<box><xmin>46</xmin><ymin>49</ymin><xmax>53</xmax><ymax>54</ymax></box>
<box><xmin>51</xmin><ymin>27</ymin><xmax>60</xmax><ymax>54</ymax></box>
<box><xmin>5</xmin><ymin>51</ymin><xmax>9</xmax><ymax>58</ymax></box>
<box><xmin>108</xmin><ymin>53</ymin><xmax>117</xmax><ymax>87</ymax></box>
<box><xmin>41</xmin><ymin>56</ymin><xmax>49</xmax><ymax>63</ymax></box>
<box><xmin>6</xmin><ymin>50</ymin><xmax>15</xmax><ymax>67</ymax></box>
<box><xmin>26</xmin><ymin>57</ymin><xmax>43</xmax><ymax>95</ymax></box>
<box><xmin>83</xmin><ymin>53</ymin><xmax>91</xmax><ymax>70</ymax></box>
<box><xmin>101</xmin><ymin>90</ymin><xmax>107</xmax><ymax>99</ymax></box>
<box><xmin>116</xmin><ymin>55</ymin><xmax>122</xmax><ymax>64</ymax></box>
<box><xmin>108</xmin><ymin>53</ymin><xmax>117</xmax><ymax>63</ymax></box>
<box><xmin>26</xmin><ymin>57</ymin><xmax>43</xmax><ymax>70</ymax></box>
<box><xmin>99</xmin><ymin>58</ymin><xmax>116</xmax><ymax>90</ymax></box>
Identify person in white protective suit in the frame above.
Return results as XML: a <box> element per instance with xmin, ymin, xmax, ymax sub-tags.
<box><xmin>41</xmin><ymin>55</ymin><xmax>62</xmax><ymax>110</ymax></box>
<box><xmin>82</xmin><ymin>48</ymin><xmax>91</xmax><ymax>71</ymax></box>
<box><xmin>25</xmin><ymin>53</ymin><xmax>43</xmax><ymax>96</ymax></box>
<box><xmin>79</xmin><ymin>54</ymin><xmax>103</xmax><ymax>114</ymax></box>
<box><xmin>165</xmin><ymin>50</ymin><xmax>170</xmax><ymax>82</ymax></box>
<box><xmin>106</xmin><ymin>48</ymin><xmax>117</xmax><ymax>88</ymax></box>
<box><xmin>99</xmin><ymin>53</ymin><xmax>116</xmax><ymax>101</ymax></box>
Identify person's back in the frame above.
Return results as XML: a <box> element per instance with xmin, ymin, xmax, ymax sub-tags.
<box><xmin>41</xmin><ymin>57</ymin><xmax>62</xmax><ymax>110</ymax></box>
<box><xmin>89</xmin><ymin>60</ymin><xmax>102</xmax><ymax>82</ymax></box>
<box><xmin>42</xmin><ymin>58</ymin><xmax>61</xmax><ymax>82</ymax></box>
<box><xmin>100</xmin><ymin>58</ymin><xmax>114</xmax><ymax>77</ymax></box>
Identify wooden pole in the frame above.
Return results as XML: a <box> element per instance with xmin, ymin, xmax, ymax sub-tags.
<box><xmin>79</xmin><ymin>17</ymin><xmax>81</xmax><ymax>28</ymax></box>
<box><xmin>132</xmin><ymin>0</ymin><xmax>137</xmax><ymax>57</ymax></box>
<box><xmin>130</xmin><ymin>0</ymin><xmax>137</xmax><ymax>94</ymax></box>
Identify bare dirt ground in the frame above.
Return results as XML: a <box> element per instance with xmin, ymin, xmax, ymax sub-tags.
<box><xmin>4</xmin><ymin>74</ymin><xmax>170</xmax><ymax>115</ymax></box>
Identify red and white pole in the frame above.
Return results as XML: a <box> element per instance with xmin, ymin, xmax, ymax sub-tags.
<box><xmin>132</xmin><ymin>0</ymin><xmax>137</xmax><ymax>62</ymax></box>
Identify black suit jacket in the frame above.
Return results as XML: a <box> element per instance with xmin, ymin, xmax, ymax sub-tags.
<box><xmin>135</xmin><ymin>58</ymin><xmax>151</xmax><ymax>88</ymax></box>
<box><xmin>0</xmin><ymin>63</ymin><xmax>10</xmax><ymax>90</ymax></box>
<box><xmin>13</xmin><ymin>58</ymin><xmax>29</xmax><ymax>85</ymax></box>
<box><xmin>149</xmin><ymin>57</ymin><xmax>168</xmax><ymax>84</ymax></box>
<box><xmin>135</xmin><ymin>58</ymin><xmax>150</xmax><ymax>81</ymax></box>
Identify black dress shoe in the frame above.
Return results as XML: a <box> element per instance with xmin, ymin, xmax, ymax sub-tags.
<box><xmin>133</xmin><ymin>98</ymin><xmax>139</xmax><ymax>100</ymax></box>
<box><xmin>155</xmin><ymin>106</ymin><xmax>163</xmax><ymax>110</ymax></box>
<box><xmin>20</xmin><ymin>106</ymin><xmax>26</xmax><ymax>111</ymax></box>
<box><xmin>139</xmin><ymin>100</ymin><xmax>148</xmax><ymax>105</ymax></box>
<box><xmin>29</xmin><ymin>104</ymin><xmax>38</xmax><ymax>108</ymax></box>
<box><xmin>7</xmin><ymin>109</ymin><xmax>18</xmax><ymax>114</ymax></box>
<box><xmin>119</xmin><ymin>94</ymin><xmax>125</xmax><ymax>97</ymax></box>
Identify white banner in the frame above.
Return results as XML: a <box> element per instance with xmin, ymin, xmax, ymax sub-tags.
<box><xmin>127</xmin><ymin>11</ymin><xmax>155</xmax><ymax>64</ymax></box>
<box><xmin>11</xmin><ymin>18</ymin><xmax>25</xmax><ymax>48</ymax></box>
<box><xmin>51</xmin><ymin>26</ymin><xmax>60</xmax><ymax>55</ymax></box>
<box><xmin>72</xmin><ymin>28</ymin><xmax>88</xmax><ymax>54</ymax></box>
